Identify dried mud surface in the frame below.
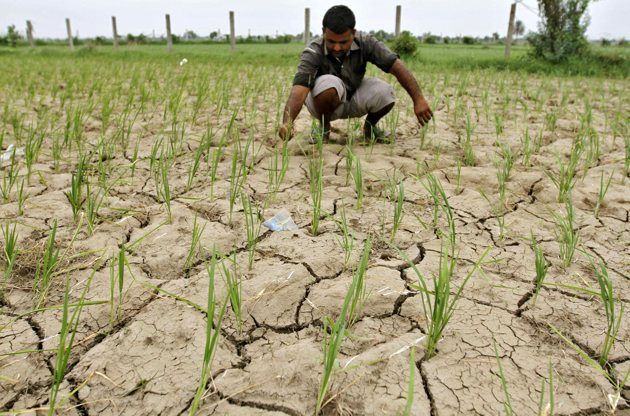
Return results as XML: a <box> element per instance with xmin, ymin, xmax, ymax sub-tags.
<box><xmin>0</xmin><ymin>59</ymin><xmax>629</xmax><ymax>416</ymax></box>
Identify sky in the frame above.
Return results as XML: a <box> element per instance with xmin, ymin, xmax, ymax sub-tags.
<box><xmin>1</xmin><ymin>0</ymin><xmax>628</xmax><ymax>40</ymax></box>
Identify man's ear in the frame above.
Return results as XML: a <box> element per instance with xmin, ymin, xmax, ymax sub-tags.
<box><xmin>351</xmin><ymin>29</ymin><xmax>356</xmax><ymax>36</ymax></box>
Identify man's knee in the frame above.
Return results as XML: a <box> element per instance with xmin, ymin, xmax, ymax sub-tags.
<box><xmin>359</xmin><ymin>78</ymin><xmax>396</xmax><ymax>114</ymax></box>
<box><xmin>312</xmin><ymin>75</ymin><xmax>345</xmax><ymax>101</ymax></box>
<box><xmin>369</xmin><ymin>81</ymin><xmax>396</xmax><ymax>113</ymax></box>
<box><xmin>313</xmin><ymin>87</ymin><xmax>341</xmax><ymax>107</ymax></box>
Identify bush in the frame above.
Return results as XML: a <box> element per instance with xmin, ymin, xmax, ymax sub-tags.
<box><xmin>2</xmin><ymin>25</ymin><xmax>20</xmax><ymax>47</ymax></box>
<box><xmin>424</xmin><ymin>35</ymin><xmax>438</xmax><ymax>44</ymax></box>
<box><xmin>529</xmin><ymin>0</ymin><xmax>592</xmax><ymax>62</ymax></box>
<box><xmin>391</xmin><ymin>31</ymin><xmax>418</xmax><ymax>56</ymax></box>
<box><xmin>462</xmin><ymin>36</ymin><xmax>476</xmax><ymax>45</ymax></box>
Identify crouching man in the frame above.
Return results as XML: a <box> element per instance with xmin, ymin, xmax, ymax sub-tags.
<box><xmin>278</xmin><ymin>5</ymin><xmax>433</xmax><ymax>143</ymax></box>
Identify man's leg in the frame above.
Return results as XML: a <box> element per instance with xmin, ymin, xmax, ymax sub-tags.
<box><xmin>305</xmin><ymin>75</ymin><xmax>347</xmax><ymax>141</ymax></box>
<box><xmin>311</xmin><ymin>87</ymin><xmax>340</xmax><ymax>140</ymax></box>
<box><xmin>346</xmin><ymin>77</ymin><xmax>396</xmax><ymax>140</ymax></box>
<box><xmin>363</xmin><ymin>102</ymin><xmax>395</xmax><ymax>139</ymax></box>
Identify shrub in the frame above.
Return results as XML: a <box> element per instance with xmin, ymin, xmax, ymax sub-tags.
<box><xmin>2</xmin><ymin>25</ymin><xmax>20</xmax><ymax>47</ymax></box>
<box><xmin>391</xmin><ymin>31</ymin><xmax>418</xmax><ymax>56</ymax></box>
<box><xmin>529</xmin><ymin>0</ymin><xmax>592</xmax><ymax>62</ymax></box>
<box><xmin>424</xmin><ymin>35</ymin><xmax>438</xmax><ymax>44</ymax></box>
<box><xmin>462</xmin><ymin>36</ymin><xmax>476</xmax><ymax>45</ymax></box>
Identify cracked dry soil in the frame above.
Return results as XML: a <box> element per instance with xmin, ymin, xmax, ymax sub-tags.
<box><xmin>0</xmin><ymin>56</ymin><xmax>629</xmax><ymax>416</ymax></box>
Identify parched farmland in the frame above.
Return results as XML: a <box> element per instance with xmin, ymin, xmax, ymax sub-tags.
<box><xmin>0</xmin><ymin>44</ymin><xmax>628</xmax><ymax>415</ymax></box>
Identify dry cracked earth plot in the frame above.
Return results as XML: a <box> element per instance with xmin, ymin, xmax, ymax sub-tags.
<box><xmin>0</xmin><ymin>58</ymin><xmax>629</xmax><ymax>416</ymax></box>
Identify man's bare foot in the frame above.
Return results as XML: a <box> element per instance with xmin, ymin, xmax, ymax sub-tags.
<box><xmin>363</xmin><ymin>122</ymin><xmax>392</xmax><ymax>142</ymax></box>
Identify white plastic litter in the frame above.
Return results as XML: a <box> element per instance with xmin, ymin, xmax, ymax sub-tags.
<box><xmin>263</xmin><ymin>209</ymin><xmax>298</xmax><ymax>231</ymax></box>
<box><xmin>0</xmin><ymin>144</ymin><xmax>25</xmax><ymax>166</ymax></box>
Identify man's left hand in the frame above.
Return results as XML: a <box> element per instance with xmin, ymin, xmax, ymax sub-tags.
<box><xmin>414</xmin><ymin>98</ymin><xmax>433</xmax><ymax>126</ymax></box>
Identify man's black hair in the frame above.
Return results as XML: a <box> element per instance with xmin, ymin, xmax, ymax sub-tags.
<box><xmin>322</xmin><ymin>5</ymin><xmax>356</xmax><ymax>34</ymax></box>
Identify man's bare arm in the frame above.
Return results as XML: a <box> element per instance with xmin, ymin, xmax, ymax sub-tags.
<box><xmin>388</xmin><ymin>59</ymin><xmax>433</xmax><ymax>126</ymax></box>
<box><xmin>279</xmin><ymin>85</ymin><xmax>310</xmax><ymax>139</ymax></box>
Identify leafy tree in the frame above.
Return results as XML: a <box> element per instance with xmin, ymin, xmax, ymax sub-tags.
<box><xmin>492</xmin><ymin>32</ymin><xmax>500</xmax><ymax>43</ymax></box>
<box><xmin>529</xmin><ymin>0</ymin><xmax>592</xmax><ymax>62</ymax></box>
<box><xmin>514</xmin><ymin>20</ymin><xmax>525</xmax><ymax>39</ymax></box>
<box><xmin>183</xmin><ymin>30</ymin><xmax>198</xmax><ymax>40</ymax></box>
<box><xmin>7</xmin><ymin>25</ymin><xmax>20</xmax><ymax>47</ymax></box>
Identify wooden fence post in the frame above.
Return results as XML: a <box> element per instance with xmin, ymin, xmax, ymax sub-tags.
<box><xmin>395</xmin><ymin>5</ymin><xmax>401</xmax><ymax>37</ymax></box>
<box><xmin>504</xmin><ymin>3</ymin><xmax>517</xmax><ymax>58</ymax></box>
<box><xmin>165</xmin><ymin>14</ymin><xmax>173</xmax><ymax>51</ymax></box>
<box><xmin>65</xmin><ymin>18</ymin><xmax>74</xmax><ymax>50</ymax></box>
<box><xmin>304</xmin><ymin>8</ymin><xmax>311</xmax><ymax>45</ymax></box>
<box><xmin>112</xmin><ymin>16</ymin><xmax>119</xmax><ymax>48</ymax></box>
<box><xmin>26</xmin><ymin>20</ymin><xmax>34</xmax><ymax>48</ymax></box>
<box><xmin>229</xmin><ymin>11</ymin><xmax>236</xmax><ymax>51</ymax></box>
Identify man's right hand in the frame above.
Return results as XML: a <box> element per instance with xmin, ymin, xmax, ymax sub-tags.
<box><xmin>278</xmin><ymin>123</ymin><xmax>293</xmax><ymax>141</ymax></box>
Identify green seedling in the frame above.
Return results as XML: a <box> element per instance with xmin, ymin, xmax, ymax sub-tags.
<box><xmin>594</xmin><ymin>170</ymin><xmax>613</xmax><ymax>218</ymax></box>
<box><xmin>461</xmin><ymin>114</ymin><xmax>476</xmax><ymax>166</ymax></box>
<box><xmin>188</xmin><ymin>251</ymin><xmax>228</xmax><ymax>416</ymax></box>
<box><xmin>0</xmin><ymin>149</ymin><xmax>20</xmax><ymax>203</ymax></box>
<box><xmin>109</xmin><ymin>243</ymin><xmax>127</xmax><ymax>325</ymax></box>
<box><xmin>419</xmin><ymin>124</ymin><xmax>429</xmax><ymax>150</ymax></box>
<box><xmin>48</xmin><ymin>269</ymin><xmax>96</xmax><ymax>416</ymax></box>
<box><xmin>208</xmin><ymin>134</ymin><xmax>227</xmax><ymax>201</ymax></box>
<box><xmin>422</xmin><ymin>174</ymin><xmax>455</xmax><ymax>250</ymax></box>
<box><xmin>553</xmin><ymin>199</ymin><xmax>579</xmax><ymax>268</ymax></box>
<box><xmin>537</xmin><ymin>360</ymin><xmax>555</xmax><ymax>416</ymax></box>
<box><xmin>521</xmin><ymin>127</ymin><xmax>533</xmax><ymax>167</ymax></box>
<box><xmin>184</xmin><ymin>215</ymin><xmax>206</xmax><ymax>271</ymax></box>
<box><xmin>221</xmin><ymin>252</ymin><xmax>242</xmax><ymax>333</ymax></box>
<box><xmin>24</xmin><ymin>126</ymin><xmax>44</xmax><ymax>182</ymax></box>
<box><xmin>402</xmin><ymin>239</ymin><xmax>489</xmax><ymax>360</ymax></box>
<box><xmin>242</xmin><ymin>193</ymin><xmax>261</xmax><ymax>269</ymax></box>
<box><xmin>2</xmin><ymin>222</ymin><xmax>18</xmax><ymax>282</ymax></box>
<box><xmin>65</xmin><ymin>156</ymin><xmax>87</xmax><ymax>221</ymax></box>
<box><xmin>186</xmin><ymin>142</ymin><xmax>205</xmax><ymax>192</ymax></box>
<box><xmin>309</xmin><ymin>153</ymin><xmax>324</xmax><ymax>236</ymax></box>
<box><xmin>545</xmin><ymin>111</ymin><xmax>558</xmax><ymax>135</ymax></box>
<box><xmin>267</xmin><ymin>137</ymin><xmax>290</xmax><ymax>201</ymax></box>
<box><xmin>546</xmin><ymin>142</ymin><xmax>582</xmax><ymax>203</ymax></box>
<box><xmin>16</xmin><ymin>178</ymin><xmax>26</xmax><ymax>216</ymax></box>
<box><xmin>455</xmin><ymin>161</ymin><xmax>463</xmax><ymax>194</ymax></box>
<box><xmin>348</xmin><ymin>236</ymin><xmax>371</xmax><ymax>326</ymax></box>
<box><xmin>495</xmin><ymin>142</ymin><xmax>514</xmax><ymax>206</ymax></box>
<box><xmin>493</xmin><ymin>338</ymin><xmax>513</xmax><ymax>416</ymax></box>
<box><xmin>531</xmin><ymin>233</ymin><xmax>548</xmax><ymax>306</ymax></box>
<box><xmin>335</xmin><ymin>202</ymin><xmax>354</xmax><ymax>268</ymax></box>
<box><xmin>494</xmin><ymin>112</ymin><xmax>504</xmax><ymax>138</ymax></box>
<box><xmin>351</xmin><ymin>153</ymin><xmax>364</xmax><ymax>209</ymax></box>
<box><xmin>228</xmin><ymin>145</ymin><xmax>248</xmax><ymax>224</ymax></box>
<box><xmin>344</xmin><ymin>146</ymin><xmax>354</xmax><ymax>187</ymax></box>
<box><xmin>316</xmin><ymin>237</ymin><xmax>371</xmax><ymax>414</ymax></box>
<box><xmin>155</xmin><ymin>156</ymin><xmax>173</xmax><ymax>223</ymax></box>
<box><xmin>588</xmin><ymin>256</ymin><xmax>624</xmax><ymax>367</ymax></box>
<box><xmin>85</xmin><ymin>182</ymin><xmax>106</xmax><ymax>235</ymax></box>
<box><xmin>479</xmin><ymin>190</ymin><xmax>507</xmax><ymax>242</ymax></box>
<box><xmin>35</xmin><ymin>220</ymin><xmax>60</xmax><ymax>308</ymax></box>
<box><xmin>390</xmin><ymin>180</ymin><xmax>405</xmax><ymax>242</ymax></box>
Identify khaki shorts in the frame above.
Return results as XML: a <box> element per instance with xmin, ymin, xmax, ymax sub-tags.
<box><xmin>305</xmin><ymin>75</ymin><xmax>396</xmax><ymax>121</ymax></box>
